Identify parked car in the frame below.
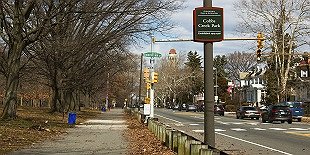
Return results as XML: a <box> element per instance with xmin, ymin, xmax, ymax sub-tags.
<box><xmin>278</xmin><ymin>102</ymin><xmax>304</xmax><ymax>122</ymax></box>
<box><xmin>261</xmin><ymin>105</ymin><xmax>292</xmax><ymax>124</ymax></box>
<box><xmin>172</xmin><ymin>104</ymin><xmax>180</xmax><ymax>110</ymax></box>
<box><xmin>186</xmin><ymin>104</ymin><xmax>197</xmax><ymax>112</ymax></box>
<box><xmin>180</xmin><ymin>103</ymin><xmax>187</xmax><ymax>111</ymax></box>
<box><xmin>236</xmin><ymin>106</ymin><xmax>260</xmax><ymax>119</ymax></box>
<box><xmin>214</xmin><ymin>104</ymin><xmax>225</xmax><ymax>116</ymax></box>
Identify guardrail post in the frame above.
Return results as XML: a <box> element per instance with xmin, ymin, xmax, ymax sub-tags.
<box><xmin>200</xmin><ymin>148</ymin><xmax>213</xmax><ymax>155</ymax></box>
<box><xmin>190</xmin><ymin>144</ymin><xmax>206</xmax><ymax>155</ymax></box>
<box><xmin>165</xmin><ymin>127</ymin><xmax>172</xmax><ymax>147</ymax></box>
<box><xmin>161</xmin><ymin>125</ymin><xmax>166</xmax><ymax>143</ymax></box>
<box><xmin>185</xmin><ymin>139</ymin><xmax>199</xmax><ymax>155</ymax></box>
<box><xmin>172</xmin><ymin>130</ymin><xmax>179</xmax><ymax>152</ymax></box>
<box><xmin>178</xmin><ymin>132</ymin><xmax>188</xmax><ymax>155</ymax></box>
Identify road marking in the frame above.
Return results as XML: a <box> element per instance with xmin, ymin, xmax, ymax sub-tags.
<box><xmin>246</xmin><ymin>122</ymin><xmax>259</xmax><ymax>125</ymax></box>
<box><xmin>285</xmin><ymin>131</ymin><xmax>310</xmax><ymax>137</ymax></box>
<box><xmin>175</xmin><ymin>123</ymin><xmax>184</xmax><ymax>126</ymax></box>
<box><xmin>261</xmin><ymin>123</ymin><xmax>269</xmax><ymax>125</ymax></box>
<box><xmin>231</xmin><ymin>128</ymin><xmax>247</xmax><ymax>131</ymax></box>
<box><xmin>154</xmin><ymin>114</ymin><xmax>182</xmax><ymax>124</ymax></box>
<box><xmin>215</xmin><ymin>129</ymin><xmax>226</xmax><ymax>132</ymax></box>
<box><xmin>215</xmin><ymin>121</ymin><xmax>229</xmax><ymax>125</ymax></box>
<box><xmin>189</xmin><ymin>124</ymin><xmax>199</xmax><ymax>126</ymax></box>
<box><xmin>231</xmin><ymin>122</ymin><xmax>243</xmax><ymax>125</ymax></box>
<box><xmin>269</xmin><ymin>128</ymin><xmax>287</xmax><ymax>131</ymax></box>
<box><xmin>215</xmin><ymin>132</ymin><xmax>293</xmax><ymax>155</ymax></box>
<box><xmin>252</xmin><ymin>128</ymin><xmax>267</xmax><ymax>131</ymax></box>
<box><xmin>288</xmin><ymin>128</ymin><xmax>308</xmax><ymax>131</ymax></box>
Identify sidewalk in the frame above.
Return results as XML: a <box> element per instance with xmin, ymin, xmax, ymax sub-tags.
<box><xmin>10</xmin><ymin>109</ymin><xmax>128</xmax><ymax>155</ymax></box>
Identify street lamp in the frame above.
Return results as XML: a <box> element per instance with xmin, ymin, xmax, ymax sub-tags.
<box><xmin>213</xmin><ymin>67</ymin><xmax>218</xmax><ymax>103</ymax></box>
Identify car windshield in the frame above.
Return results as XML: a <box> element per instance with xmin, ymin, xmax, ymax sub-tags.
<box><xmin>280</xmin><ymin>102</ymin><xmax>302</xmax><ymax>108</ymax></box>
<box><xmin>273</xmin><ymin>106</ymin><xmax>289</xmax><ymax>110</ymax></box>
<box><xmin>243</xmin><ymin>107</ymin><xmax>256</xmax><ymax>111</ymax></box>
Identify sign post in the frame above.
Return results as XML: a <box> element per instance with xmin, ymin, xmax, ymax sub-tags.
<box><xmin>193</xmin><ymin>0</ymin><xmax>223</xmax><ymax>147</ymax></box>
<box><xmin>144</xmin><ymin>49</ymin><xmax>161</xmax><ymax>118</ymax></box>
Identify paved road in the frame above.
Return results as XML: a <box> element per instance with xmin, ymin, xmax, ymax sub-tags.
<box><xmin>154</xmin><ymin>108</ymin><xmax>310</xmax><ymax>155</ymax></box>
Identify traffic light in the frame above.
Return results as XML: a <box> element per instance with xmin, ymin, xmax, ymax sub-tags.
<box><xmin>143</xmin><ymin>68</ymin><xmax>149</xmax><ymax>80</ymax></box>
<box><xmin>257</xmin><ymin>32</ymin><xmax>264</xmax><ymax>49</ymax></box>
<box><xmin>152</xmin><ymin>72</ymin><xmax>158</xmax><ymax>83</ymax></box>
<box><xmin>256</xmin><ymin>49</ymin><xmax>262</xmax><ymax>61</ymax></box>
<box><xmin>146</xmin><ymin>83</ymin><xmax>151</xmax><ymax>90</ymax></box>
<box><xmin>151</xmin><ymin>37</ymin><xmax>156</xmax><ymax>44</ymax></box>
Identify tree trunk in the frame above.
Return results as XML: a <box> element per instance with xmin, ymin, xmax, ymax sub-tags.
<box><xmin>1</xmin><ymin>42</ymin><xmax>23</xmax><ymax>119</ymax></box>
<box><xmin>50</xmin><ymin>83</ymin><xmax>60</xmax><ymax>113</ymax></box>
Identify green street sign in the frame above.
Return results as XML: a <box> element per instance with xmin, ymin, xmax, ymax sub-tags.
<box><xmin>144</xmin><ymin>52</ymin><xmax>162</xmax><ymax>58</ymax></box>
<box><xmin>193</xmin><ymin>7</ymin><xmax>224</xmax><ymax>42</ymax></box>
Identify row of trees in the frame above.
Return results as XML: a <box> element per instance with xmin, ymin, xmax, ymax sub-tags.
<box><xmin>154</xmin><ymin>50</ymin><xmax>256</xmax><ymax>107</ymax></box>
<box><xmin>0</xmin><ymin>0</ymin><xmax>184</xmax><ymax>119</ymax></box>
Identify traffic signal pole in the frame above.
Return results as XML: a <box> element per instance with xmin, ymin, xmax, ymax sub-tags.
<box><xmin>150</xmin><ymin>37</ymin><xmax>155</xmax><ymax>118</ymax></box>
<box><xmin>203</xmin><ymin>0</ymin><xmax>215</xmax><ymax>148</ymax></box>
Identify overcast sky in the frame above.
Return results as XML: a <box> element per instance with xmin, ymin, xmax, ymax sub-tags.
<box><xmin>131</xmin><ymin>0</ymin><xmax>257</xmax><ymax>57</ymax></box>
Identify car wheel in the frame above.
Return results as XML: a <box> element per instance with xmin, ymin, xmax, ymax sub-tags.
<box><xmin>281</xmin><ymin>121</ymin><xmax>285</xmax><ymax>123</ymax></box>
<box><xmin>288</xmin><ymin>120</ymin><xmax>292</xmax><ymax>124</ymax></box>
<box><xmin>297</xmin><ymin>118</ymin><xmax>302</xmax><ymax>122</ymax></box>
<box><xmin>236</xmin><ymin>115</ymin><xmax>239</xmax><ymax>119</ymax></box>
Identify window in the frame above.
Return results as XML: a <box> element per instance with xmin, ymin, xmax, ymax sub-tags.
<box><xmin>301</xmin><ymin>70</ymin><xmax>308</xmax><ymax>77</ymax></box>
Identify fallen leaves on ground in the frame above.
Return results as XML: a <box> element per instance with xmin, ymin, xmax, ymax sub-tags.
<box><xmin>124</xmin><ymin>114</ymin><xmax>175</xmax><ymax>155</ymax></box>
<box><xmin>0</xmin><ymin>106</ymin><xmax>102</xmax><ymax>154</ymax></box>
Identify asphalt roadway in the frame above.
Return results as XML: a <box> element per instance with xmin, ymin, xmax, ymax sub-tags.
<box><xmin>154</xmin><ymin>108</ymin><xmax>310</xmax><ymax>155</ymax></box>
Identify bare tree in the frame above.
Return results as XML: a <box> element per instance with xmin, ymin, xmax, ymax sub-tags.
<box><xmin>156</xmin><ymin>51</ymin><xmax>193</xmax><ymax>105</ymax></box>
<box><xmin>225</xmin><ymin>51</ymin><xmax>257</xmax><ymax>82</ymax></box>
<box><xmin>0</xmin><ymin>1</ymin><xmax>82</xmax><ymax>119</ymax></box>
<box><xmin>234</xmin><ymin>0</ymin><xmax>310</xmax><ymax>101</ymax></box>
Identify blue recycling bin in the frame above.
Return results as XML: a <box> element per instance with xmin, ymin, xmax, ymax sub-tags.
<box><xmin>102</xmin><ymin>107</ymin><xmax>106</xmax><ymax>112</ymax></box>
<box><xmin>68</xmin><ymin>112</ymin><xmax>76</xmax><ymax>125</ymax></box>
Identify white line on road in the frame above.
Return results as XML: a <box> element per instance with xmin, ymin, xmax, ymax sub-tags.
<box><xmin>252</xmin><ymin>128</ymin><xmax>267</xmax><ymax>131</ymax></box>
<box><xmin>215</xmin><ymin>132</ymin><xmax>293</xmax><ymax>155</ymax></box>
<box><xmin>288</xmin><ymin>128</ymin><xmax>309</xmax><ymax>131</ymax></box>
<box><xmin>154</xmin><ymin>114</ymin><xmax>182</xmax><ymax>124</ymax></box>
<box><xmin>231</xmin><ymin>128</ymin><xmax>247</xmax><ymax>131</ymax></box>
<box><xmin>215</xmin><ymin>129</ymin><xmax>226</xmax><ymax>132</ymax></box>
<box><xmin>269</xmin><ymin>128</ymin><xmax>287</xmax><ymax>131</ymax></box>
<box><xmin>189</xmin><ymin>124</ymin><xmax>199</xmax><ymax>126</ymax></box>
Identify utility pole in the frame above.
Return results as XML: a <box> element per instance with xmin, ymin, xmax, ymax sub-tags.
<box><xmin>150</xmin><ymin>36</ymin><xmax>155</xmax><ymax>118</ymax></box>
<box><xmin>138</xmin><ymin>53</ymin><xmax>143</xmax><ymax>111</ymax></box>
<box><xmin>203</xmin><ymin>0</ymin><xmax>215</xmax><ymax>147</ymax></box>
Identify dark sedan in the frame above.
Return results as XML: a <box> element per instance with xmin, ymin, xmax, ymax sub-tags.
<box><xmin>261</xmin><ymin>105</ymin><xmax>292</xmax><ymax>124</ymax></box>
<box><xmin>186</xmin><ymin>104</ymin><xmax>197</xmax><ymax>112</ymax></box>
<box><xmin>214</xmin><ymin>104</ymin><xmax>225</xmax><ymax>116</ymax></box>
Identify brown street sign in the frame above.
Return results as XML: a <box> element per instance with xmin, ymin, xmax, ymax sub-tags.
<box><xmin>193</xmin><ymin>7</ymin><xmax>224</xmax><ymax>42</ymax></box>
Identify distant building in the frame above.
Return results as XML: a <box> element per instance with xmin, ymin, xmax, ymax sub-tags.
<box><xmin>239</xmin><ymin>63</ymin><xmax>268</xmax><ymax>107</ymax></box>
<box><xmin>292</xmin><ymin>58</ymin><xmax>310</xmax><ymax>102</ymax></box>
